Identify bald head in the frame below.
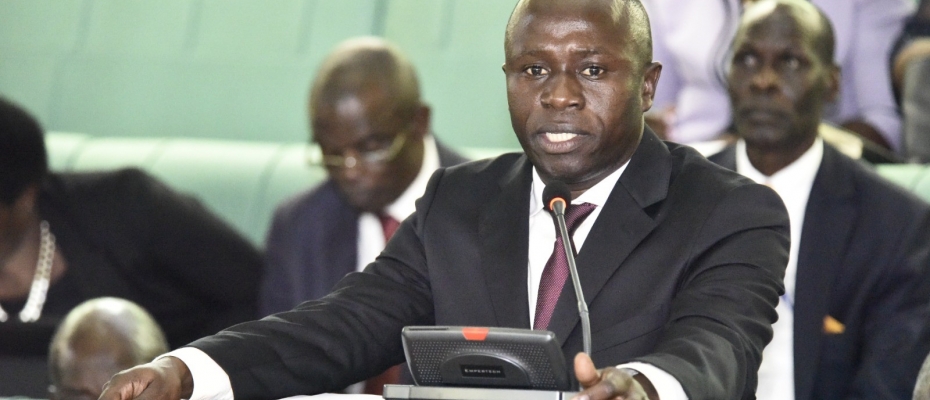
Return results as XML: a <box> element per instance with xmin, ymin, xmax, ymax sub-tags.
<box><xmin>505</xmin><ymin>0</ymin><xmax>653</xmax><ymax>66</ymax></box>
<box><xmin>740</xmin><ymin>0</ymin><xmax>835</xmax><ymax>65</ymax></box>
<box><xmin>309</xmin><ymin>37</ymin><xmax>422</xmax><ymax>122</ymax></box>
<box><xmin>49</xmin><ymin>298</ymin><xmax>168</xmax><ymax>400</ymax></box>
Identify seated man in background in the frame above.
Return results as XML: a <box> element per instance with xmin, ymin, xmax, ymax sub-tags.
<box><xmin>261</xmin><ymin>37</ymin><xmax>467</xmax><ymax>315</ymax></box>
<box><xmin>892</xmin><ymin>0</ymin><xmax>930</xmax><ymax>162</ymax></box>
<box><xmin>48</xmin><ymin>297</ymin><xmax>168</xmax><ymax>400</ymax></box>
<box><xmin>709</xmin><ymin>1</ymin><xmax>930</xmax><ymax>398</ymax></box>
<box><xmin>0</xmin><ymin>97</ymin><xmax>262</xmax><ymax>396</ymax></box>
<box><xmin>259</xmin><ymin>37</ymin><xmax>466</xmax><ymax>395</ymax></box>
<box><xmin>642</xmin><ymin>0</ymin><xmax>911</xmax><ymax>152</ymax></box>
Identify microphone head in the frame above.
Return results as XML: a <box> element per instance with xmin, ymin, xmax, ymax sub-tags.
<box><xmin>542</xmin><ymin>181</ymin><xmax>572</xmax><ymax>212</ymax></box>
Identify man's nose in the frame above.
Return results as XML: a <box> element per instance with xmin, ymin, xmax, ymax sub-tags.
<box><xmin>541</xmin><ymin>72</ymin><xmax>584</xmax><ymax>110</ymax></box>
<box><xmin>750</xmin><ymin>65</ymin><xmax>780</xmax><ymax>93</ymax></box>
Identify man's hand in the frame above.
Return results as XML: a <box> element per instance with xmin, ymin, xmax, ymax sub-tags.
<box><xmin>572</xmin><ymin>353</ymin><xmax>657</xmax><ymax>400</ymax></box>
<box><xmin>98</xmin><ymin>356</ymin><xmax>194</xmax><ymax>400</ymax></box>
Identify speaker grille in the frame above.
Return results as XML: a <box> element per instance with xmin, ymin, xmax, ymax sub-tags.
<box><xmin>407</xmin><ymin>340</ymin><xmax>559</xmax><ymax>389</ymax></box>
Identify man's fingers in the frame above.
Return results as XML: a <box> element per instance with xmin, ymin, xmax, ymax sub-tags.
<box><xmin>97</xmin><ymin>361</ymin><xmax>183</xmax><ymax>400</ymax></box>
<box><xmin>574</xmin><ymin>352</ymin><xmax>601</xmax><ymax>387</ymax></box>
<box><xmin>99</xmin><ymin>370</ymin><xmax>150</xmax><ymax>400</ymax></box>
<box><xmin>572</xmin><ymin>357</ymin><xmax>648</xmax><ymax>400</ymax></box>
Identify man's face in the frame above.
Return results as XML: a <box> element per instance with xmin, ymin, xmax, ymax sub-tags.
<box><xmin>728</xmin><ymin>6</ymin><xmax>838</xmax><ymax>150</ymax></box>
<box><xmin>311</xmin><ymin>89</ymin><xmax>425</xmax><ymax>213</ymax></box>
<box><xmin>504</xmin><ymin>2</ymin><xmax>660</xmax><ymax>191</ymax></box>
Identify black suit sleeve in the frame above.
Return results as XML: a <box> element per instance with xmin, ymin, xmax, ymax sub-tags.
<box><xmin>635</xmin><ymin>183</ymin><xmax>789</xmax><ymax>399</ymax></box>
<box><xmin>189</xmin><ymin>170</ymin><xmax>447</xmax><ymax>399</ymax></box>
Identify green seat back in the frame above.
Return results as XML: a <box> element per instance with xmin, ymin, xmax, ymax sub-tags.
<box><xmin>44</xmin><ymin>132</ymin><xmax>89</xmax><ymax>171</ymax></box>
<box><xmin>145</xmin><ymin>139</ymin><xmax>285</xmax><ymax>245</ymax></box>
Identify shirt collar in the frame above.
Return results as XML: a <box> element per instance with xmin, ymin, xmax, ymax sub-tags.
<box><xmin>530</xmin><ymin>160</ymin><xmax>630</xmax><ymax>216</ymax></box>
<box><xmin>735</xmin><ymin>137</ymin><xmax>823</xmax><ymax>195</ymax></box>
<box><xmin>383</xmin><ymin>134</ymin><xmax>440</xmax><ymax>221</ymax></box>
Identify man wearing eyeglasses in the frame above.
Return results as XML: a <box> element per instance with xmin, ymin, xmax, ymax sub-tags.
<box><xmin>258</xmin><ymin>37</ymin><xmax>466</xmax><ymax>393</ymax></box>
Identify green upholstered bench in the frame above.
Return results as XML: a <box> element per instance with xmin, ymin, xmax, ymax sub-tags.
<box><xmin>874</xmin><ymin>164</ymin><xmax>930</xmax><ymax>202</ymax></box>
<box><xmin>43</xmin><ymin>132</ymin><xmax>518</xmax><ymax>247</ymax></box>
<box><xmin>44</xmin><ymin>132</ymin><xmax>930</xmax><ymax>248</ymax></box>
<box><xmin>45</xmin><ymin>132</ymin><xmax>326</xmax><ymax>246</ymax></box>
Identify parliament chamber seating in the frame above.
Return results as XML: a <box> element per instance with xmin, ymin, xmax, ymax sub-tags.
<box><xmin>44</xmin><ymin>132</ymin><xmax>517</xmax><ymax>247</ymax></box>
<box><xmin>45</xmin><ymin>132</ymin><xmax>930</xmax><ymax>248</ymax></box>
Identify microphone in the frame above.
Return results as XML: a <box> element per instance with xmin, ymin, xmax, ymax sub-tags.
<box><xmin>542</xmin><ymin>182</ymin><xmax>592</xmax><ymax>355</ymax></box>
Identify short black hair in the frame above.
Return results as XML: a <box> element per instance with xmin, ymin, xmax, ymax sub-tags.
<box><xmin>505</xmin><ymin>0</ymin><xmax>654</xmax><ymax>65</ymax></box>
<box><xmin>0</xmin><ymin>97</ymin><xmax>48</xmax><ymax>205</ymax></box>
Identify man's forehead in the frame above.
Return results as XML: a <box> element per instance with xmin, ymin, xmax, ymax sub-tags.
<box><xmin>741</xmin><ymin>1</ymin><xmax>823</xmax><ymax>41</ymax></box>
<box><xmin>506</xmin><ymin>9</ymin><xmax>627</xmax><ymax>53</ymax></box>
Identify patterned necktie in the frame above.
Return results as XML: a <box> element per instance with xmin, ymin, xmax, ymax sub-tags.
<box><xmin>533</xmin><ymin>202</ymin><xmax>597</xmax><ymax>330</ymax></box>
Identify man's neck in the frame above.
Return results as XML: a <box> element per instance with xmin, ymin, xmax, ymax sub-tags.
<box><xmin>745</xmin><ymin>136</ymin><xmax>817</xmax><ymax>176</ymax></box>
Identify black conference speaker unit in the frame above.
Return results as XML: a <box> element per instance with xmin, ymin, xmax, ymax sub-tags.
<box><xmin>382</xmin><ymin>326</ymin><xmax>578</xmax><ymax>400</ymax></box>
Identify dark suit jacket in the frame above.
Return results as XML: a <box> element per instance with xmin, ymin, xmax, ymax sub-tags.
<box><xmin>193</xmin><ymin>130</ymin><xmax>789</xmax><ymax>400</ymax></box>
<box><xmin>259</xmin><ymin>139</ymin><xmax>467</xmax><ymax>315</ymax></box>
<box><xmin>710</xmin><ymin>144</ymin><xmax>930</xmax><ymax>400</ymax></box>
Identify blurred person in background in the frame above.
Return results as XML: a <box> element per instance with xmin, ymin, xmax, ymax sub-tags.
<box><xmin>259</xmin><ymin>37</ymin><xmax>467</xmax><ymax>395</ymax></box>
<box><xmin>643</xmin><ymin>0</ymin><xmax>912</xmax><ymax>153</ymax></box>
<box><xmin>892</xmin><ymin>0</ymin><xmax>930</xmax><ymax>162</ymax></box>
<box><xmin>709</xmin><ymin>1</ymin><xmax>930</xmax><ymax>398</ymax></box>
<box><xmin>48</xmin><ymin>297</ymin><xmax>168</xmax><ymax>400</ymax></box>
<box><xmin>0</xmin><ymin>96</ymin><xmax>261</xmax><ymax>396</ymax></box>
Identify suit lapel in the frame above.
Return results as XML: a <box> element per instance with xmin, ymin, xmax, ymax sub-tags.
<box><xmin>793</xmin><ymin>146</ymin><xmax>856</xmax><ymax>400</ymax></box>
<box><xmin>479</xmin><ymin>155</ymin><xmax>533</xmax><ymax>329</ymax></box>
<box><xmin>435</xmin><ymin>137</ymin><xmax>469</xmax><ymax>167</ymax></box>
<box><xmin>547</xmin><ymin>131</ymin><xmax>671</xmax><ymax>345</ymax></box>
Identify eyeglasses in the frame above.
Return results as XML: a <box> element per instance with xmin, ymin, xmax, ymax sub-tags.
<box><xmin>306</xmin><ymin>132</ymin><xmax>407</xmax><ymax>169</ymax></box>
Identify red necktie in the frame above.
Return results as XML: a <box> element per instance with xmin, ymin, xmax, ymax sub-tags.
<box><xmin>378</xmin><ymin>213</ymin><xmax>401</xmax><ymax>241</ymax></box>
<box><xmin>533</xmin><ymin>202</ymin><xmax>597</xmax><ymax>330</ymax></box>
<box><xmin>363</xmin><ymin>212</ymin><xmax>403</xmax><ymax>395</ymax></box>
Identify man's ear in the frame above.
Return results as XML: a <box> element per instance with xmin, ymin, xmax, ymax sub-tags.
<box><xmin>641</xmin><ymin>62</ymin><xmax>663</xmax><ymax>112</ymax></box>
<box><xmin>825</xmin><ymin>64</ymin><xmax>841</xmax><ymax>103</ymax></box>
<box><xmin>411</xmin><ymin>103</ymin><xmax>431</xmax><ymax>140</ymax></box>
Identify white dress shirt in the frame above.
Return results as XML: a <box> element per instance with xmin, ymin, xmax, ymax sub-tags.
<box><xmin>527</xmin><ymin>164</ymin><xmax>687</xmax><ymax>400</ymax></box>
<box><xmin>170</xmin><ymin>156</ymin><xmax>690</xmax><ymax>400</ymax></box>
<box><xmin>735</xmin><ymin>139</ymin><xmax>824</xmax><ymax>400</ymax></box>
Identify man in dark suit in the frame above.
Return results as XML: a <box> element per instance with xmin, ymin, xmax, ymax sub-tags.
<box><xmin>259</xmin><ymin>36</ymin><xmax>466</xmax><ymax>395</ymax></box>
<box><xmin>260</xmin><ymin>37</ymin><xmax>467</xmax><ymax>316</ymax></box>
<box><xmin>99</xmin><ymin>1</ymin><xmax>789</xmax><ymax>399</ymax></box>
<box><xmin>709</xmin><ymin>1</ymin><xmax>930</xmax><ymax>399</ymax></box>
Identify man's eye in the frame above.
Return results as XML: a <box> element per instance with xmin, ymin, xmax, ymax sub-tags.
<box><xmin>738</xmin><ymin>53</ymin><xmax>758</xmax><ymax>68</ymax></box>
<box><xmin>524</xmin><ymin>66</ymin><xmax>547</xmax><ymax>76</ymax></box>
<box><xmin>581</xmin><ymin>66</ymin><xmax>604</xmax><ymax>77</ymax></box>
<box><xmin>783</xmin><ymin>56</ymin><xmax>801</xmax><ymax>70</ymax></box>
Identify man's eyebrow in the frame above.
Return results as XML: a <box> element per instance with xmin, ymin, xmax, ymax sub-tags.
<box><xmin>511</xmin><ymin>48</ymin><xmax>611</xmax><ymax>58</ymax></box>
<box><xmin>572</xmin><ymin>48</ymin><xmax>604</xmax><ymax>57</ymax></box>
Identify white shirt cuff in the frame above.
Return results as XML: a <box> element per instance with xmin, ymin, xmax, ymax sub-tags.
<box><xmin>157</xmin><ymin>347</ymin><xmax>234</xmax><ymax>400</ymax></box>
<box><xmin>617</xmin><ymin>361</ymin><xmax>688</xmax><ymax>400</ymax></box>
